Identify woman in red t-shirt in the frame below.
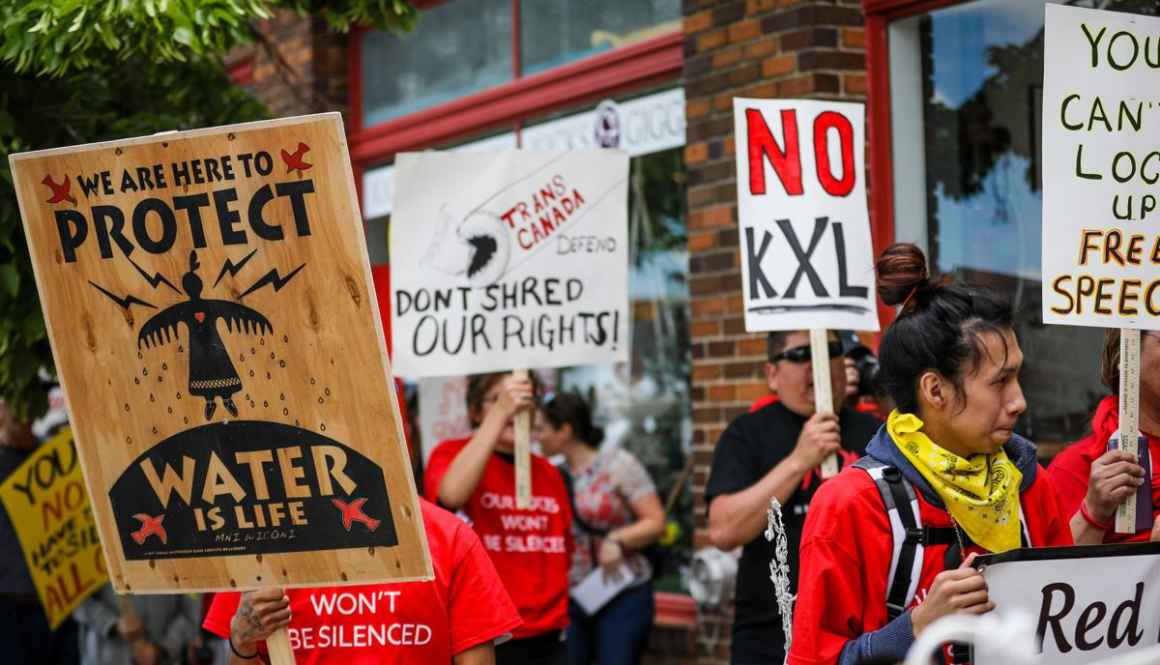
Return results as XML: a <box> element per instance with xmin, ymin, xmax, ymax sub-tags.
<box><xmin>1048</xmin><ymin>329</ymin><xmax>1160</xmax><ymax>543</ymax></box>
<box><xmin>424</xmin><ymin>372</ymin><xmax>573</xmax><ymax>665</ymax></box>
<box><xmin>202</xmin><ymin>498</ymin><xmax>521</xmax><ymax>665</ymax></box>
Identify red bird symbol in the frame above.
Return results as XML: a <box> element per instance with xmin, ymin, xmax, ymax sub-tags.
<box><xmin>332</xmin><ymin>497</ymin><xmax>380</xmax><ymax>532</ymax></box>
<box><xmin>131</xmin><ymin>513</ymin><xmax>168</xmax><ymax>545</ymax></box>
<box><xmin>41</xmin><ymin>174</ymin><xmax>77</xmax><ymax>206</ymax></box>
<box><xmin>280</xmin><ymin>142</ymin><xmax>312</xmax><ymax>177</ymax></box>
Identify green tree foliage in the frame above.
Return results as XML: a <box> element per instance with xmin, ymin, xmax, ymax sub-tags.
<box><xmin>0</xmin><ymin>1</ymin><xmax>416</xmax><ymax>420</ymax></box>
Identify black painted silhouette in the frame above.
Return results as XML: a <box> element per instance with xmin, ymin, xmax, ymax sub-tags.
<box><xmin>138</xmin><ymin>252</ymin><xmax>272</xmax><ymax>420</ymax></box>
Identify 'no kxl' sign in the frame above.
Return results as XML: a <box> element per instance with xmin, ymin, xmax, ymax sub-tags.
<box><xmin>732</xmin><ymin>99</ymin><xmax>878</xmax><ymax>333</ymax></box>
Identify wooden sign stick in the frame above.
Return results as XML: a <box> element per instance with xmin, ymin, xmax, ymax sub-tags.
<box><xmin>513</xmin><ymin>368</ymin><xmax>533</xmax><ymax>509</ymax></box>
<box><xmin>1115</xmin><ymin>328</ymin><xmax>1142</xmax><ymax>534</ymax></box>
<box><xmin>809</xmin><ymin>329</ymin><xmax>839</xmax><ymax>478</ymax></box>
<box><xmin>267</xmin><ymin>628</ymin><xmax>296</xmax><ymax>665</ymax></box>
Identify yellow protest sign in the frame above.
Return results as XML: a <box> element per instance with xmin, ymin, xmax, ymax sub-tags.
<box><xmin>0</xmin><ymin>428</ymin><xmax>107</xmax><ymax>628</ymax></box>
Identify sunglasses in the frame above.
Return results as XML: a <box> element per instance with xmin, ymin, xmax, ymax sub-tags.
<box><xmin>771</xmin><ymin>341</ymin><xmax>845</xmax><ymax>364</ymax></box>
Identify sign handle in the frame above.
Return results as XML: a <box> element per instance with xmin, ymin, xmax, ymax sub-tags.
<box><xmin>513</xmin><ymin>368</ymin><xmax>533</xmax><ymax>509</ymax></box>
<box><xmin>809</xmin><ymin>329</ymin><xmax>839</xmax><ymax>478</ymax></box>
<box><xmin>1115</xmin><ymin>328</ymin><xmax>1142</xmax><ymax>534</ymax></box>
<box><xmin>266</xmin><ymin>627</ymin><xmax>296</xmax><ymax>665</ymax></box>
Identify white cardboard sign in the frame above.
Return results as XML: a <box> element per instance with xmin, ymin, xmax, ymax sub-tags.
<box><xmin>390</xmin><ymin>151</ymin><xmax>630</xmax><ymax>378</ymax></box>
<box><xmin>979</xmin><ymin>544</ymin><xmax>1160</xmax><ymax>664</ymax></box>
<box><xmin>1042</xmin><ymin>5</ymin><xmax>1160</xmax><ymax>330</ymax></box>
<box><xmin>732</xmin><ymin>99</ymin><xmax>878</xmax><ymax>332</ymax></box>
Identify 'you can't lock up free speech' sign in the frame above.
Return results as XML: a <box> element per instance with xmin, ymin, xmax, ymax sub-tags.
<box><xmin>1043</xmin><ymin>4</ymin><xmax>1160</xmax><ymax>330</ymax></box>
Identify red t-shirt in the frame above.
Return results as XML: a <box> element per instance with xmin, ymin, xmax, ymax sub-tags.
<box><xmin>788</xmin><ymin>462</ymin><xmax>1072</xmax><ymax>665</ymax></box>
<box><xmin>202</xmin><ymin>499</ymin><xmax>521</xmax><ymax>664</ymax></box>
<box><xmin>1049</xmin><ymin>395</ymin><xmax>1160</xmax><ymax>543</ymax></box>
<box><xmin>424</xmin><ymin>436</ymin><xmax>572</xmax><ymax>639</ymax></box>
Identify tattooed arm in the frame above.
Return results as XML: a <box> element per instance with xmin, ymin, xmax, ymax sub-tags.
<box><xmin>228</xmin><ymin>588</ymin><xmax>291</xmax><ymax>663</ymax></box>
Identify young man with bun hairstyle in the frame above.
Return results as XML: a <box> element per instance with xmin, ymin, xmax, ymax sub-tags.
<box><xmin>788</xmin><ymin>244</ymin><xmax>1072</xmax><ymax>665</ymax></box>
<box><xmin>1049</xmin><ymin>329</ymin><xmax>1160</xmax><ymax>544</ymax></box>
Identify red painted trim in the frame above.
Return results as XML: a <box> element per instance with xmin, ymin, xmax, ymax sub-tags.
<box><xmin>862</xmin><ymin>0</ymin><xmax>960</xmax><ymax>20</ymax></box>
<box><xmin>654</xmin><ymin>592</ymin><xmax>696</xmax><ymax>627</ymax></box>
<box><xmin>348</xmin><ymin>26</ymin><xmax>365</xmax><ymax>135</ymax></box>
<box><xmin>348</xmin><ymin>31</ymin><xmax>682</xmax><ymax>163</ymax></box>
<box><xmin>865</xmin><ymin>12</ymin><xmax>895</xmax><ymax>332</ymax></box>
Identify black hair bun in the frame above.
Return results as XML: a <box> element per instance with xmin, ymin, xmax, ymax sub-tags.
<box><xmin>875</xmin><ymin>243</ymin><xmax>930</xmax><ymax>307</ymax></box>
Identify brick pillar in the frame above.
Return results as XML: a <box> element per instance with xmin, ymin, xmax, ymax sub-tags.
<box><xmin>682</xmin><ymin>1</ymin><xmax>867</xmax><ymax>662</ymax></box>
<box><xmin>225</xmin><ymin>10</ymin><xmax>350</xmax><ymax>119</ymax></box>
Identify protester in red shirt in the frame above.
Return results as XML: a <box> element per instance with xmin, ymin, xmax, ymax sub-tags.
<box><xmin>788</xmin><ymin>244</ymin><xmax>1072</xmax><ymax>665</ymax></box>
<box><xmin>1049</xmin><ymin>329</ymin><xmax>1160</xmax><ymax>543</ymax></box>
<box><xmin>425</xmin><ymin>372</ymin><xmax>573</xmax><ymax>665</ymax></box>
<box><xmin>202</xmin><ymin>498</ymin><xmax>521</xmax><ymax>665</ymax></box>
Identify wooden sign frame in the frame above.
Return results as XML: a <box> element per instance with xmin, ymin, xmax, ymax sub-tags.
<box><xmin>9</xmin><ymin>113</ymin><xmax>431</xmax><ymax>593</ymax></box>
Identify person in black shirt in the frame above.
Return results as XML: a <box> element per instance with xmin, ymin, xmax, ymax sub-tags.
<box><xmin>706</xmin><ymin>330</ymin><xmax>881</xmax><ymax>665</ymax></box>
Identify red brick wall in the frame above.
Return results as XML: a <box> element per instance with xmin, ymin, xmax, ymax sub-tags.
<box><xmin>682</xmin><ymin>1</ymin><xmax>868</xmax><ymax>662</ymax></box>
<box><xmin>225</xmin><ymin>10</ymin><xmax>350</xmax><ymax>119</ymax></box>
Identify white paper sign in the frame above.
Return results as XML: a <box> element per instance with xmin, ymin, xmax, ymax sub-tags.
<box><xmin>1042</xmin><ymin>5</ymin><xmax>1160</xmax><ymax>330</ymax></box>
<box><xmin>732</xmin><ymin>99</ymin><xmax>878</xmax><ymax>332</ymax></box>
<box><xmin>570</xmin><ymin>563</ymin><xmax>638</xmax><ymax>615</ymax></box>
<box><xmin>979</xmin><ymin>544</ymin><xmax>1160</xmax><ymax>664</ymax></box>
<box><xmin>390</xmin><ymin>151</ymin><xmax>630</xmax><ymax>378</ymax></box>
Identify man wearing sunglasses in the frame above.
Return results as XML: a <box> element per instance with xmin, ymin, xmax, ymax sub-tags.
<box><xmin>705</xmin><ymin>330</ymin><xmax>882</xmax><ymax>665</ymax></box>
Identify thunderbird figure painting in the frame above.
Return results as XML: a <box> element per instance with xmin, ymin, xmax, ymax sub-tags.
<box><xmin>138</xmin><ymin>251</ymin><xmax>272</xmax><ymax>420</ymax></box>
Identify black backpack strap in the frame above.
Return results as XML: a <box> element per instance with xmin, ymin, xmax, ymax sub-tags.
<box><xmin>853</xmin><ymin>458</ymin><xmax>924</xmax><ymax>621</ymax></box>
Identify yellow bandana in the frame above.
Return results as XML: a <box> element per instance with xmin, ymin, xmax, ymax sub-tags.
<box><xmin>887</xmin><ymin>410</ymin><xmax>1023</xmax><ymax>553</ymax></box>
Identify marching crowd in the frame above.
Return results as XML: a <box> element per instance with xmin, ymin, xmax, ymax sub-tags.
<box><xmin>2</xmin><ymin>241</ymin><xmax>1159</xmax><ymax>665</ymax></box>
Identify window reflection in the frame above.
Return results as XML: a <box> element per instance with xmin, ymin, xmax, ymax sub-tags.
<box><xmin>361</xmin><ymin>0</ymin><xmax>511</xmax><ymax>125</ymax></box>
<box><xmin>890</xmin><ymin>0</ymin><xmax>1160</xmax><ymax>449</ymax></box>
<box><xmin>520</xmin><ymin>0</ymin><xmax>680</xmax><ymax>75</ymax></box>
<box><xmin>557</xmin><ymin>147</ymin><xmax>691</xmax><ymax>587</ymax></box>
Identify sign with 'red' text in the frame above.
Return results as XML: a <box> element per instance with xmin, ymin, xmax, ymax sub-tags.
<box><xmin>1043</xmin><ymin>5</ymin><xmax>1160</xmax><ymax>330</ymax></box>
<box><xmin>0</xmin><ymin>429</ymin><xmax>106</xmax><ymax>628</ymax></box>
<box><xmin>389</xmin><ymin>151</ymin><xmax>630</xmax><ymax>378</ymax></box>
<box><xmin>732</xmin><ymin>99</ymin><xmax>878</xmax><ymax>333</ymax></box>
<box><xmin>979</xmin><ymin>543</ymin><xmax>1160</xmax><ymax>664</ymax></box>
<box><xmin>9</xmin><ymin>114</ymin><xmax>431</xmax><ymax>593</ymax></box>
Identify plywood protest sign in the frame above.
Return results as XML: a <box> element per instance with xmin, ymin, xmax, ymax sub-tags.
<box><xmin>0</xmin><ymin>428</ymin><xmax>107</xmax><ymax>628</ymax></box>
<box><xmin>733</xmin><ymin>99</ymin><xmax>878</xmax><ymax>475</ymax></box>
<box><xmin>391</xmin><ymin>150</ymin><xmax>629</xmax><ymax>506</ymax></box>
<box><xmin>978</xmin><ymin>543</ymin><xmax>1160</xmax><ymax>664</ymax></box>
<box><xmin>389</xmin><ymin>151</ymin><xmax>630</xmax><ymax>378</ymax></box>
<box><xmin>1043</xmin><ymin>5</ymin><xmax>1160</xmax><ymax>532</ymax></box>
<box><xmin>8</xmin><ymin>114</ymin><xmax>431</xmax><ymax>596</ymax></box>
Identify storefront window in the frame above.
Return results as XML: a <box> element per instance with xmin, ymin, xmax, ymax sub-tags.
<box><xmin>887</xmin><ymin>0</ymin><xmax>1157</xmax><ymax>450</ymax></box>
<box><xmin>361</xmin><ymin>0</ymin><xmax>511</xmax><ymax>126</ymax></box>
<box><xmin>520</xmin><ymin>0</ymin><xmax>681</xmax><ymax>75</ymax></box>
<box><xmin>555</xmin><ymin>146</ymin><xmax>691</xmax><ymax>588</ymax></box>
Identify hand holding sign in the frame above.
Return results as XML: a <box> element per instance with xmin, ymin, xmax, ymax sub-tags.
<box><xmin>911</xmin><ymin>553</ymin><xmax>994</xmax><ymax>638</ymax></box>
<box><xmin>790</xmin><ymin>412</ymin><xmax>841</xmax><ymax>473</ymax></box>
<box><xmin>1085</xmin><ymin>449</ymin><xmax>1145</xmax><ymax>526</ymax></box>
<box><xmin>230</xmin><ymin>589</ymin><xmax>292</xmax><ymax>657</ymax></box>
